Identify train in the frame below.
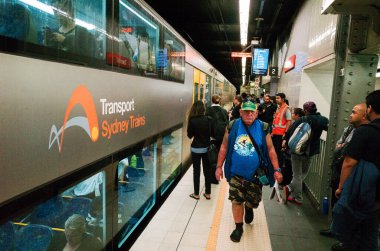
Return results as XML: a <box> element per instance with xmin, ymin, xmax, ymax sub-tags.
<box><xmin>0</xmin><ymin>0</ymin><xmax>236</xmax><ymax>249</ymax></box>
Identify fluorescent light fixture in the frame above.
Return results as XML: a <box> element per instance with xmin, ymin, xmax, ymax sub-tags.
<box><xmin>75</xmin><ymin>19</ymin><xmax>95</xmax><ymax>30</ymax></box>
<box><xmin>19</xmin><ymin>0</ymin><xmax>54</xmax><ymax>15</ymax></box>
<box><xmin>239</xmin><ymin>0</ymin><xmax>250</xmax><ymax>46</ymax></box>
<box><xmin>242</xmin><ymin>57</ymin><xmax>246</xmax><ymax>75</ymax></box>
<box><xmin>120</xmin><ymin>1</ymin><xmax>157</xmax><ymax>30</ymax></box>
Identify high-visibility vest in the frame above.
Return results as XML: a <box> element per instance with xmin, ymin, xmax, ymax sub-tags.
<box><xmin>272</xmin><ymin>104</ymin><xmax>289</xmax><ymax>135</ymax></box>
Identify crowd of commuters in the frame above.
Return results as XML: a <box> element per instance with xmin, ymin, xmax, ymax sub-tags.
<box><xmin>188</xmin><ymin>90</ymin><xmax>380</xmax><ymax>249</ymax></box>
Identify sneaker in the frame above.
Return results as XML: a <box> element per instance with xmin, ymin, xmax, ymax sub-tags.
<box><xmin>320</xmin><ymin>228</ymin><xmax>334</xmax><ymax>238</ymax></box>
<box><xmin>287</xmin><ymin>196</ymin><xmax>302</xmax><ymax>205</ymax></box>
<box><xmin>331</xmin><ymin>241</ymin><xmax>347</xmax><ymax>251</ymax></box>
<box><xmin>244</xmin><ymin>205</ymin><xmax>254</xmax><ymax>224</ymax></box>
<box><xmin>282</xmin><ymin>185</ymin><xmax>290</xmax><ymax>204</ymax></box>
<box><xmin>230</xmin><ymin>228</ymin><xmax>243</xmax><ymax>242</ymax></box>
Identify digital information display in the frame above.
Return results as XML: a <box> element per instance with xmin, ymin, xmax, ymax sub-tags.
<box><xmin>252</xmin><ymin>48</ymin><xmax>269</xmax><ymax>75</ymax></box>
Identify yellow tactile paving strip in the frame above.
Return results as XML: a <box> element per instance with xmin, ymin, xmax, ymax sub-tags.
<box><xmin>205</xmin><ymin>178</ymin><xmax>227</xmax><ymax>251</ymax></box>
<box><xmin>206</xmin><ymin>179</ymin><xmax>272</xmax><ymax>251</ymax></box>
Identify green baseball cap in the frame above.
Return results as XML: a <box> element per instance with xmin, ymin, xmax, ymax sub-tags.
<box><xmin>241</xmin><ymin>101</ymin><xmax>257</xmax><ymax>111</ymax></box>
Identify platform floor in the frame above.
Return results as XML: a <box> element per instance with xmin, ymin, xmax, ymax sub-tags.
<box><xmin>131</xmin><ymin>166</ymin><xmax>336</xmax><ymax>251</ymax></box>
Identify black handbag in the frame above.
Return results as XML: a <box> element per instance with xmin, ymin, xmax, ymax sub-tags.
<box><xmin>207</xmin><ymin>117</ymin><xmax>218</xmax><ymax>167</ymax></box>
<box><xmin>207</xmin><ymin>118</ymin><xmax>219</xmax><ymax>183</ymax></box>
<box><xmin>207</xmin><ymin>142</ymin><xmax>218</xmax><ymax>167</ymax></box>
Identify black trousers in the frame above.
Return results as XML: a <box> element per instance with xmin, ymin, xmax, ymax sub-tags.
<box><xmin>272</xmin><ymin>134</ymin><xmax>285</xmax><ymax>168</ymax></box>
<box><xmin>191</xmin><ymin>152</ymin><xmax>211</xmax><ymax>195</ymax></box>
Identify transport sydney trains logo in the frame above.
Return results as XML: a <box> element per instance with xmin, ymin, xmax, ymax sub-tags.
<box><xmin>49</xmin><ymin>85</ymin><xmax>100</xmax><ymax>152</ymax></box>
<box><xmin>49</xmin><ymin>85</ymin><xmax>146</xmax><ymax>152</ymax></box>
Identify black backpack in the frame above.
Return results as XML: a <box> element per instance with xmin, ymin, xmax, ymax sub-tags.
<box><xmin>209</xmin><ymin>106</ymin><xmax>228</xmax><ymax>142</ymax></box>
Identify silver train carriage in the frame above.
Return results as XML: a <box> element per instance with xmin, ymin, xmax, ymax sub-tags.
<box><xmin>0</xmin><ymin>0</ymin><xmax>235</xmax><ymax>249</ymax></box>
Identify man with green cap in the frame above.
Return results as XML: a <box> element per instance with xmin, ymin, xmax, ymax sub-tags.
<box><xmin>215</xmin><ymin>101</ymin><xmax>283</xmax><ymax>242</ymax></box>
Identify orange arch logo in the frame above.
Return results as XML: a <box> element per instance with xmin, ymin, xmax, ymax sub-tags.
<box><xmin>49</xmin><ymin>85</ymin><xmax>99</xmax><ymax>152</ymax></box>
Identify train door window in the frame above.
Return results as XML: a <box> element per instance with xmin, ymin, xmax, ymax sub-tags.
<box><xmin>204</xmin><ymin>75</ymin><xmax>212</xmax><ymax>106</ymax></box>
<box><xmin>0</xmin><ymin>170</ymin><xmax>105</xmax><ymax>251</ymax></box>
<box><xmin>158</xmin><ymin>127</ymin><xmax>182</xmax><ymax>195</ymax></box>
<box><xmin>116</xmin><ymin>142</ymin><xmax>157</xmax><ymax>247</ymax></box>
<box><xmin>113</xmin><ymin>0</ymin><xmax>159</xmax><ymax>77</ymax></box>
<box><xmin>214</xmin><ymin>80</ymin><xmax>223</xmax><ymax>96</ymax></box>
<box><xmin>0</xmin><ymin>0</ymin><xmax>106</xmax><ymax>62</ymax></box>
<box><xmin>193</xmin><ymin>69</ymin><xmax>208</xmax><ymax>103</ymax></box>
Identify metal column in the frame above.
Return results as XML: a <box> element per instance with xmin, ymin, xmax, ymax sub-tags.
<box><xmin>319</xmin><ymin>14</ymin><xmax>379</xmax><ymax>210</ymax></box>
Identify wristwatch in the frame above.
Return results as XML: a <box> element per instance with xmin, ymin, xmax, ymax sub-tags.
<box><xmin>274</xmin><ymin>168</ymin><xmax>282</xmax><ymax>173</ymax></box>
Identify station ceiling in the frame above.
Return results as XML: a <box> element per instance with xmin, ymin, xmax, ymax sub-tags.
<box><xmin>144</xmin><ymin>0</ymin><xmax>305</xmax><ymax>90</ymax></box>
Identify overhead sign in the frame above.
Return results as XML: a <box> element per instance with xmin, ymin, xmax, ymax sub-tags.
<box><xmin>231</xmin><ymin>52</ymin><xmax>252</xmax><ymax>58</ymax></box>
<box><xmin>252</xmin><ymin>48</ymin><xmax>269</xmax><ymax>75</ymax></box>
<box><xmin>284</xmin><ymin>54</ymin><xmax>296</xmax><ymax>73</ymax></box>
<box><xmin>269</xmin><ymin>67</ymin><xmax>278</xmax><ymax>76</ymax></box>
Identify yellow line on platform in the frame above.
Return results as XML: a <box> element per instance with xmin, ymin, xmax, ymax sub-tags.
<box><xmin>206</xmin><ymin>178</ymin><xmax>227</xmax><ymax>251</ymax></box>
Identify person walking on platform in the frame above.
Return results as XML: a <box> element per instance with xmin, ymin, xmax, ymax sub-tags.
<box><xmin>187</xmin><ymin>101</ymin><xmax>212</xmax><ymax>200</ymax></box>
<box><xmin>281</xmin><ymin>107</ymin><xmax>305</xmax><ymax>186</ymax></box>
<box><xmin>206</xmin><ymin>95</ymin><xmax>229</xmax><ymax>184</ymax></box>
<box><xmin>282</xmin><ymin>101</ymin><xmax>328</xmax><ymax>205</ymax></box>
<box><xmin>317</xmin><ymin>103</ymin><xmax>368</xmax><ymax>251</ymax></box>
<box><xmin>215</xmin><ymin>101</ymin><xmax>283</xmax><ymax>242</ymax></box>
<box><xmin>258</xmin><ymin>94</ymin><xmax>277</xmax><ymax>127</ymax></box>
<box><xmin>332</xmin><ymin>90</ymin><xmax>380</xmax><ymax>251</ymax></box>
<box><xmin>229</xmin><ymin>95</ymin><xmax>242</xmax><ymax>120</ymax></box>
<box><xmin>272</xmin><ymin>93</ymin><xmax>292</xmax><ymax>170</ymax></box>
<box><xmin>206</xmin><ymin>95</ymin><xmax>229</xmax><ymax>150</ymax></box>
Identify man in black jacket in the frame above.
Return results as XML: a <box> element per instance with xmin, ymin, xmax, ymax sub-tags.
<box><xmin>207</xmin><ymin>95</ymin><xmax>229</xmax><ymax>184</ymax></box>
<box><xmin>258</xmin><ymin>94</ymin><xmax>276</xmax><ymax>126</ymax></box>
<box><xmin>333</xmin><ymin>90</ymin><xmax>380</xmax><ymax>251</ymax></box>
<box><xmin>206</xmin><ymin>95</ymin><xmax>229</xmax><ymax>150</ymax></box>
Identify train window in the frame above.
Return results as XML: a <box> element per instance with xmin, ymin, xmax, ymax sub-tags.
<box><xmin>158</xmin><ymin>128</ymin><xmax>182</xmax><ymax>195</ymax></box>
<box><xmin>112</xmin><ymin>0</ymin><xmax>159</xmax><ymax>77</ymax></box>
<box><xmin>116</xmin><ymin>142</ymin><xmax>156</xmax><ymax>246</ymax></box>
<box><xmin>0</xmin><ymin>0</ymin><xmax>106</xmax><ymax>60</ymax></box>
<box><xmin>0</xmin><ymin>171</ymin><xmax>105</xmax><ymax>250</ymax></box>
<box><xmin>158</xmin><ymin>30</ymin><xmax>185</xmax><ymax>83</ymax></box>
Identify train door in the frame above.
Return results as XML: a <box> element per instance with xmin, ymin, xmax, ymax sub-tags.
<box><xmin>193</xmin><ymin>68</ymin><xmax>210</xmax><ymax>104</ymax></box>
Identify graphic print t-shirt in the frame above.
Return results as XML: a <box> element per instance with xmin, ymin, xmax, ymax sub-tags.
<box><xmin>230</xmin><ymin>120</ymin><xmax>262</xmax><ymax>180</ymax></box>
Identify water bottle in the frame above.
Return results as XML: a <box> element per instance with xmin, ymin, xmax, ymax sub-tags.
<box><xmin>322</xmin><ymin>196</ymin><xmax>329</xmax><ymax>215</ymax></box>
<box><xmin>257</xmin><ymin>168</ymin><xmax>269</xmax><ymax>185</ymax></box>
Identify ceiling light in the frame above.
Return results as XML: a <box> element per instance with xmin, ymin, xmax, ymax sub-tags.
<box><xmin>242</xmin><ymin>57</ymin><xmax>246</xmax><ymax>76</ymax></box>
<box><xmin>239</xmin><ymin>0</ymin><xmax>250</xmax><ymax>46</ymax></box>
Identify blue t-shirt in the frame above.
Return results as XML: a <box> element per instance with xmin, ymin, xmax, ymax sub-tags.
<box><xmin>230</xmin><ymin>119</ymin><xmax>262</xmax><ymax>180</ymax></box>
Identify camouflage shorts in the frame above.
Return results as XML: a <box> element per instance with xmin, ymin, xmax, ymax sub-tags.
<box><xmin>228</xmin><ymin>176</ymin><xmax>262</xmax><ymax>208</ymax></box>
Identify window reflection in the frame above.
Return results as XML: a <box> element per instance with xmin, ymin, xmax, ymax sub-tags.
<box><xmin>158</xmin><ymin>128</ymin><xmax>182</xmax><ymax>195</ymax></box>
<box><xmin>0</xmin><ymin>0</ymin><xmax>106</xmax><ymax>59</ymax></box>
<box><xmin>0</xmin><ymin>171</ymin><xmax>105</xmax><ymax>251</ymax></box>
<box><xmin>117</xmin><ymin>143</ymin><xmax>156</xmax><ymax>246</ymax></box>
<box><xmin>112</xmin><ymin>0</ymin><xmax>158</xmax><ymax>77</ymax></box>
<box><xmin>161</xmin><ymin>30</ymin><xmax>185</xmax><ymax>82</ymax></box>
